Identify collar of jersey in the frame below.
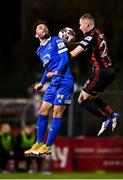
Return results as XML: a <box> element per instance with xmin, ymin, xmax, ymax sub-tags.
<box><xmin>40</xmin><ymin>37</ymin><xmax>51</xmax><ymax>46</ymax></box>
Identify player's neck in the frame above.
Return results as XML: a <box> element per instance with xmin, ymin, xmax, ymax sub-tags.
<box><xmin>40</xmin><ymin>36</ymin><xmax>51</xmax><ymax>45</ymax></box>
<box><xmin>88</xmin><ymin>25</ymin><xmax>95</xmax><ymax>32</ymax></box>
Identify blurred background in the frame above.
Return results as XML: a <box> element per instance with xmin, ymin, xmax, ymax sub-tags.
<box><xmin>0</xmin><ymin>0</ymin><xmax>123</xmax><ymax>176</ymax></box>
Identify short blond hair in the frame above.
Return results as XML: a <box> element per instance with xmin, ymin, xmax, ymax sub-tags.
<box><xmin>80</xmin><ymin>13</ymin><xmax>94</xmax><ymax>22</ymax></box>
<box><xmin>80</xmin><ymin>13</ymin><xmax>95</xmax><ymax>27</ymax></box>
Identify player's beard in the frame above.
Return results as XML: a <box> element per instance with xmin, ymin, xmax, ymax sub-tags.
<box><xmin>41</xmin><ymin>34</ymin><xmax>50</xmax><ymax>40</ymax></box>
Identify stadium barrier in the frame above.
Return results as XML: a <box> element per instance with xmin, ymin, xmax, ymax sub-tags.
<box><xmin>50</xmin><ymin>136</ymin><xmax>123</xmax><ymax>172</ymax></box>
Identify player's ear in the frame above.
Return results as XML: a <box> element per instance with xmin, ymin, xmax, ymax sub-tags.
<box><xmin>35</xmin><ymin>33</ymin><xmax>38</xmax><ymax>38</ymax></box>
<box><xmin>85</xmin><ymin>22</ymin><xmax>89</xmax><ymax>28</ymax></box>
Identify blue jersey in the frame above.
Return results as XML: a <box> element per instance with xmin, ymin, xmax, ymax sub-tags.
<box><xmin>36</xmin><ymin>36</ymin><xmax>73</xmax><ymax>85</ymax></box>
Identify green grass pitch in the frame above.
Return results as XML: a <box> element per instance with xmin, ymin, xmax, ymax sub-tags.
<box><xmin>0</xmin><ymin>172</ymin><xmax>123</xmax><ymax>179</ymax></box>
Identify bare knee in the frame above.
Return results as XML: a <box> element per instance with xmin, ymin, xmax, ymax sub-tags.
<box><xmin>78</xmin><ymin>90</ymin><xmax>91</xmax><ymax>104</ymax></box>
<box><xmin>53</xmin><ymin>106</ymin><xmax>65</xmax><ymax>118</ymax></box>
<box><xmin>38</xmin><ymin>106</ymin><xmax>48</xmax><ymax>115</ymax></box>
<box><xmin>38</xmin><ymin>101</ymin><xmax>52</xmax><ymax>115</ymax></box>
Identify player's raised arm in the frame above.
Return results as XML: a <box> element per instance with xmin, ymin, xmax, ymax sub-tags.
<box><xmin>70</xmin><ymin>45</ymin><xmax>84</xmax><ymax>57</ymax></box>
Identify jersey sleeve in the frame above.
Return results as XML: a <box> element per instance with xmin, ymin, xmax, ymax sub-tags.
<box><xmin>57</xmin><ymin>53</ymin><xmax>69</xmax><ymax>73</ymax></box>
<box><xmin>55</xmin><ymin>37</ymin><xmax>69</xmax><ymax>73</ymax></box>
<box><xmin>79</xmin><ymin>35</ymin><xmax>94</xmax><ymax>50</ymax></box>
<box><xmin>40</xmin><ymin>69</ymin><xmax>48</xmax><ymax>84</ymax></box>
<box><xmin>56</xmin><ymin>37</ymin><xmax>68</xmax><ymax>54</ymax></box>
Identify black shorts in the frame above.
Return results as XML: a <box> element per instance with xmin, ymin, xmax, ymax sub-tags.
<box><xmin>82</xmin><ymin>67</ymin><xmax>116</xmax><ymax>96</ymax></box>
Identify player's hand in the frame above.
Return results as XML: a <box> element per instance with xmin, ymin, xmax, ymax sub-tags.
<box><xmin>78</xmin><ymin>91</ymin><xmax>84</xmax><ymax>104</ymax></box>
<box><xmin>34</xmin><ymin>82</ymin><xmax>44</xmax><ymax>92</ymax></box>
<box><xmin>47</xmin><ymin>71</ymin><xmax>58</xmax><ymax>78</ymax></box>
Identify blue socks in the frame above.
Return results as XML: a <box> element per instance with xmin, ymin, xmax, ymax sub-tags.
<box><xmin>37</xmin><ymin>114</ymin><xmax>48</xmax><ymax>143</ymax></box>
<box><xmin>37</xmin><ymin>115</ymin><xmax>62</xmax><ymax>146</ymax></box>
<box><xmin>46</xmin><ymin>117</ymin><xmax>62</xmax><ymax>147</ymax></box>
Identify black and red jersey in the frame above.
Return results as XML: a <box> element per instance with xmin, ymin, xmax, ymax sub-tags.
<box><xmin>79</xmin><ymin>28</ymin><xmax>112</xmax><ymax>71</ymax></box>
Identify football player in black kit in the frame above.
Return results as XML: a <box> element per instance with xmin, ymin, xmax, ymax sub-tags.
<box><xmin>70</xmin><ymin>13</ymin><xmax>120</xmax><ymax>136</ymax></box>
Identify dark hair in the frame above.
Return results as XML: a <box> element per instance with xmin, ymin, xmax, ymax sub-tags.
<box><xmin>34</xmin><ymin>19</ymin><xmax>47</xmax><ymax>29</ymax></box>
<box><xmin>33</xmin><ymin>19</ymin><xmax>47</xmax><ymax>33</ymax></box>
<box><xmin>33</xmin><ymin>19</ymin><xmax>50</xmax><ymax>39</ymax></box>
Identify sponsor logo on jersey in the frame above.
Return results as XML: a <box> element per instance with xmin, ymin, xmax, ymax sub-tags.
<box><xmin>56</xmin><ymin>39</ymin><xmax>63</xmax><ymax>43</ymax></box>
<box><xmin>84</xmin><ymin>36</ymin><xmax>93</xmax><ymax>41</ymax></box>
<box><xmin>57</xmin><ymin>42</ymin><xmax>65</xmax><ymax>49</ymax></box>
<box><xmin>80</xmin><ymin>40</ymin><xmax>88</xmax><ymax>46</ymax></box>
<box><xmin>64</xmin><ymin>99</ymin><xmax>71</xmax><ymax>105</ymax></box>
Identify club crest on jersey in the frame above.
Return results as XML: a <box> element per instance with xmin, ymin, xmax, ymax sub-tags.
<box><xmin>42</xmin><ymin>54</ymin><xmax>50</xmax><ymax>67</ymax></box>
<box><xmin>99</xmin><ymin>34</ymin><xmax>104</xmax><ymax>39</ymax></box>
<box><xmin>47</xmin><ymin>43</ymin><xmax>52</xmax><ymax>50</ymax></box>
<box><xmin>57</xmin><ymin>94</ymin><xmax>64</xmax><ymax>99</ymax></box>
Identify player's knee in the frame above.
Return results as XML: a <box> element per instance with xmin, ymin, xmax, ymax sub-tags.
<box><xmin>81</xmin><ymin>90</ymin><xmax>93</xmax><ymax>102</ymax></box>
<box><xmin>53</xmin><ymin>108</ymin><xmax>61</xmax><ymax>117</ymax></box>
<box><xmin>53</xmin><ymin>106</ymin><xmax>65</xmax><ymax>118</ymax></box>
<box><xmin>38</xmin><ymin>106</ymin><xmax>49</xmax><ymax>115</ymax></box>
<box><xmin>38</xmin><ymin>101</ymin><xmax>52</xmax><ymax>115</ymax></box>
<box><xmin>78</xmin><ymin>90</ymin><xmax>89</xmax><ymax>104</ymax></box>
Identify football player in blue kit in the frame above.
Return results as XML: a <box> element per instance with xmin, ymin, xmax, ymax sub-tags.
<box><xmin>24</xmin><ymin>20</ymin><xmax>74</xmax><ymax>156</ymax></box>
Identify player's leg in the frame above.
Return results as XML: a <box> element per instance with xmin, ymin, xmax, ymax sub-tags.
<box><xmin>78</xmin><ymin>90</ymin><xmax>113</xmax><ymax>136</ymax></box>
<box><xmin>91</xmin><ymin>97</ymin><xmax>120</xmax><ymax>135</ymax></box>
<box><xmin>25</xmin><ymin>85</ymin><xmax>54</xmax><ymax>156</ymax></box>
<box><xmin>37</xmin><ymin>101</ymin><xmax>52</xmax><ymax>144</ymax></box>
<box><xmin>45</xmin><ymin>105</ymin><xmax>65</xmax><ymax>152</ymax></box>
<box><xmin>77</xmin><ymin>68</ymin><xmax>119</xmax><ymax>135</ymax></box>
<box><xmin>33</xmin><ymin>80</ymin><xmax>74</xmax><ymax>155</ymax></box>
<box><xmin>24</xmin><ymin>101</ymin><xmax>52</xmax><ymax>156</ymax></box>
<box><xmin>78</xmin><ymin>70</ymin><xmax>109</xmax><ymax>120</ymax></box>
<box><xmin>42</xmin><ymin>80</ymin><xmax>73</xmax><ymax>154</ymax></box>
<box><xmin>94</xmin><ymin>97</ymin><xmax>120</xmax><ymax>135</ymax></box>
<box><xmin>93</xmin><ymin>97</ymin><xmax>120</xmax><ymax>130</ymax></box>
<box><xmin>78</xmin><ymin>89</ymin><xmax>107</xmax><ymax>119</ymax></box>
<box><xmin>35</xmin><ymin>105</ymin><xmax>66</xmax><ymax>155</ymax></box>
<box><xmin>93</xmin><ymin>97</ymin><xmax>113</xmax><ymax>115</ymax></box>
<box><xmin>94</xmin><ymin>68</ymin><xmax>120</xmax><ymax>134</ymax></box>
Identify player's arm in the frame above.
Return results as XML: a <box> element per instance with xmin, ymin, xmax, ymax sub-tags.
<box><xmin>47</xmin><ymin>38</ymin><xmax>69</xmax><ymax>78</ymax></box>
<box><xmin>70</xmin><ymin>45</ymin><xmax>84</xmax><ymax>57</ymax></box>
<box><xmin>34</xmin><ymin>69</ymin><xmax>48</xmax><ymax>91</ymax></box>
<box><xmin>57</xmin><ymin>52</ymin><xmax>69</xmax><ymax>73</ymax></box>
<box><xmin>56</xmin><ymin>38</ymin><xmax>69</xmax><ymax>73</ymax></box>
<box><xmin>40</xmin><ymin>69</ymin><xmax>48</xmax><ymax>84</ymax></box>
<box><xmin>47</xmin><ymin>52</ymin><xmax>69</xmax><ymax>78</ymax></box>
<box><xmin>70</xmin><ymin>35</ymin><xmax>94</xmax><ymax>58</ymax></box>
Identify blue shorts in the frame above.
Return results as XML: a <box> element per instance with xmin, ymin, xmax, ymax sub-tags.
<box><xmin>43</xmin><ymin>80</ymin><xmax>74</xmax><ymax>106</ymax></box>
